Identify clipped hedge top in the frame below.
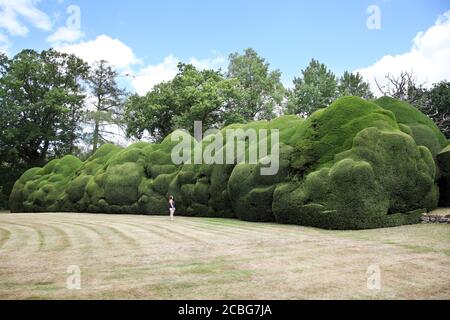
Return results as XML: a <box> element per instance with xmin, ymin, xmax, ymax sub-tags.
<box><xmin>375</xmin><ymin>96</ymin><xmax>448</xmax><ymax>156</ymax></box>
<box><xmin>287</xmin><ymin>97</ymin><xmax>401</xmax><ymax>172</ymax></box>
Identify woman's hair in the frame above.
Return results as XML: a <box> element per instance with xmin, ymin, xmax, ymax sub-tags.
<box><xmin>169</xmin><ymin>195</ymin><xmax>174</xmax><ymax>200</ymax></box>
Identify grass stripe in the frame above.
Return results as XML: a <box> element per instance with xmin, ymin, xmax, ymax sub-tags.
<box><xmin>0</xmin><ymin>227</ymin><xmax>12</xmax><ymax>249</ymax></box>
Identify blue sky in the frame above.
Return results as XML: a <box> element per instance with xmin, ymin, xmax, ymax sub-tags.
<box><xmin>1</xmin><ymin>0</ymin><xmax>450</xmax><ymax>94</ymax></box>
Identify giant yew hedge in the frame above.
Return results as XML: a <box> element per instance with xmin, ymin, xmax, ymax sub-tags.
<box><xmin>10</xmin><ymin>97</ymin><xmax>450</xmax><ymax>229</ymax></box>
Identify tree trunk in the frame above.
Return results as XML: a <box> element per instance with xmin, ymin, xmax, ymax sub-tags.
<box><xmin>92</xmin><ymin>120</ymin><xmax>99</xmax><ymax>154</ymax></box>
<box><xmin>69</xmin><ymin>108</ymin><xmax>77</xmax><ymax>155</ymax></box>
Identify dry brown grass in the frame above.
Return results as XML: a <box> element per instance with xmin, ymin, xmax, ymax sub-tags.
<box><xmin>0</xmin><ymin>212</ymin><xmax>449</xmax><ymax>300</ymax></box>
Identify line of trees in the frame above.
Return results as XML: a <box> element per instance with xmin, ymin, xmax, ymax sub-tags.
<box><xmin>0</xmin><ymin>50</ymin><xmax>126</xmax><ymax>209</ymax></box>
<box><xmin>125</xmin><ymin>49</ymin><xmax>377</xmax><ymax>142</ymax></box>
<box><xmin>1</xmin><ymin>47</ymin><xmax>449</xmax><ymax>209</ymax></box>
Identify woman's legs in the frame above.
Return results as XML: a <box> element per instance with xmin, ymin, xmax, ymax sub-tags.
<box><xmin>170</xmin><ymin>208</ymin><xmax>175</xmax><ymax>221</ymax></box>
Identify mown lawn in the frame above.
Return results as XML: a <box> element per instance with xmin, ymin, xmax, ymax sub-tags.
<box><xmin>0</xmin><ymin>212</ymin><xmax>449</xmax><ymax>299</ymax></box>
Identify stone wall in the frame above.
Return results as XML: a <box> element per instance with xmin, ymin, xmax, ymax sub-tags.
<box><xmin>422</xmin><ymin>214</ymin><xmax>450</xmax><ymax>224</ymax></box>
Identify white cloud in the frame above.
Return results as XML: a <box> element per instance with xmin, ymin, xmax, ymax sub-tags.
<box><xmin>131</xmin><ymin>54</ymin><xmax>179</xmax><ymax>96</ymax></box>
<box><xmin>357</xmin><ymin>10</ymin><xmax>450</xmax><ymax>95</ymax></box>
<box><xmin>189</xmin><ymin>55</ymin><xmax>226</xmax><ymax>71</ymax></box>
<box><xmin>0</xmin><ymin>31</ymin><xmax>10</xmax><ymax>53</ymax></box>
<box><xmin>54</xmin><ymin>32</ymin><xmax>226</xmax><ymax>97</ymax></box>
<box><xmin>55</xmin><ymin>34</ymin><xmax>141</xmax><ymax>69</ymax></box>
<box><xmin>132</xmin><ymin>53</ymin><xmax>226</xmax><ymax>96</ymax></box>
<box><xmin>0</xmin><ymin>0</ymin><xmax>52</xmax><ymax>36</ymax></box>
<box><xmin>47</xmin><ymin>25</ymin><xmax>84</xmax><ymax>44</ymax></box>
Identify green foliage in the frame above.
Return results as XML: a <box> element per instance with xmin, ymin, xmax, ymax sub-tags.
<box><xmin>228</xmin><ymin>143</ymin><xmax>293</xmax><ymax>222</ymax></box>
<box><xmin>227</xmin><ymin>48</ymin><xmax>285</xmax><ymax>120</ymax></box>
<box><xmin>0</xmin><ymin>49</ymin><xmax>88</xmax><ymax>208</ymax></box>
<box><xmin>0</xmin><ymin>49</ymin><xmax>89</xmax><ymax>164</ymax></box>
<box><xmin>374</xmin><ymin>74</ymin><xmax>450</xmax><ymax>140</ymax></box>
<box><xmin>125</xmin><ymin>49</ymin><xmax>286</xmax><ymax>143</ymax></box>
<box><xmin>274</xmin><ymin>128</ymin><xmax>433</xmax><ymax>229</ymax></box>
<box><xmin>287</xmin><ymin>63</ymin><xmax>374</xmax><ymax>117</ymax></box>
<box><xmin>104</xmin><ymin>163</ymin><xmax>144</xmax><ymax>206</ymax></box>
<box><xmin>419</xmin><ymin>81</ymin><xmax>450</xmax><ymax>139</ymax></box>
<box><xmin>437</xmin><ymin>145</ymin><xmax>450</xmax><ymax>206</ymax></box>
<box><xmin>125</xmin><ymin>63</ymin><xmax>245</xmax><ymax>142</ymax></box>
<box><xmin>10</xmin><ymin>97</ymin><xmax>450</xmax><ymax>230</ymax></box>
<box><xmin>374</xmin><ymin>96</ymin><xmax>448</xmax><ymax>157</ymax></box>
<box><xmin>0</xmin><ymin>186</ymin><xmax>7</xmax><ymax>210</ymax></box>
<box><xmin>288</xmin><ymin>96</ymin><xmax>399</xmax><ymax>173</ymax></box>
<box><xmin>9</xmin><ymin>156</ymin><xmax>82</xmax><ymax>212</ymax></box>
<box><xmin>287</xmin><ymin>59</ymin><xmax>338</xmax><ymax>116</ymax></box>
<box><xmin>338</xmin><ymin>71</ymin><xmax>374</xmax><ymax>99</ymax></box>
<box><xmin>85</xmin><ymin>60</ymin><xmax>127</xmax><ymax>153</ymax></box>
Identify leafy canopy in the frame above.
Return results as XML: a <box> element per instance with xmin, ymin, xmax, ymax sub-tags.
<box><xmin>125</xmin><ymin>63</ymin><xmax>244</xmax><ymax>142</ymax></box>
<box><xmin>226</xmin><ymin>48</ymin><xmax>285</xmax><ymax>120</ymax></box>
<box><xmin>287</xmin><ymin>59</ymin><xmax>338</xmax><ymax>116</ymax></box>
<box><xmin>287</xmin><ymin>59</ymin><xmax>374</xmax><ymax>116</ymax></box>
<box><xmin>0</xmin><ymin>49</ymin><xmax>88</xmax><ymax>208</ymax></box>
<box><xmin>338</xmin><ymin>71</ymin><xmax>374</xmax><ymax>100</ymax></box>
<box><xmin>0</xmin><ymin>49</ymin><xmax>88</xmax><ymax>166</ymax></box>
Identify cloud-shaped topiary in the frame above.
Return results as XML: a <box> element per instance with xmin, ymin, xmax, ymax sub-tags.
<box><xmin>9</xmin><ymin>97</ymin><xmax>450</xmax><ymax>229</ymax></box>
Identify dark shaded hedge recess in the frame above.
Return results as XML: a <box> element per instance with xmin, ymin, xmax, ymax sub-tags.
<box><xmin>10</xmin><ymin>97</ymin><xmax>450</xmax><ymax>229</ymax></box>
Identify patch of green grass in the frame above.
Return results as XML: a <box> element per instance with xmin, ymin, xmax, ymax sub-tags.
<box><xmin>0</xmin><ymin>280</ymin><xmax>61</xmax><ymax>298</ymax></box>
<box><xmin>223</xmin><ymin>269</ymin><xmax>253</xmax><ymax>280</ymax></box>
<box><xmin>33</xmin><ymin>281</ymin><xmax>60</xmax><ymax>292</ymax></box>
<box><xmin>146</xmin><ymin>269</ymin><xmax>253</xmax><ymax>299</ymax></box>
<box><xmin>316</xmin><ymin>228</ymin><xmax>373</xmax><ymax>239</ymax></box>
<box><xmin>199</xmin><ymin>217</ymin><xmax>252</xmax><ymax>227</ymax></box>
<box><xmin>175</xmin><ymin>259</ymin><xmax>246</xmax><ymax>274</ymax></box>
<box><xmin>402</xmin><ymin>244</ymin><xmax>436</xmax><ymax>254</ymax></box>
<box><xmin>150</xmin><ymin>281</ymin><xmax>197</xmax><ymax>297</ymax></box>
<box><xmin>0</xmin><ymin>227</ymin><xmax>11</xmax><ymax>248</ymax></box>
<box><xmin>36</xmin><ymin>228</ymin><xmax>45</xmax><ymax>250</ymax></box>
<box><xmin>176</xmin><ymin>261</ymin><xmax>222</xmax><ymax>274</ymax></box>
<box><xmin>104</xmin><ymin>266</ymin><xmax>155</xmax><ymax>281</ymax></box>
<box><xmin>104</xmin><ymin>259</ymin><xmax>253</xmax><ymax>284</ymax></box>
<box><xmin>386</xmin><ymin>242</ymin><xmax>450</xmax><ymax>256</ymax></box>
<box><xmin>292</xmin><ymin>268</ymin><xmax>304</xmax><ymax>274</ymax></box>
<box><xmin>316</xmin><ymin>224</ymin><xmax>450</xmax><ymax>256</ymax></box>
<box><xmin>0</xmin><ymin>281</ymin><xmax>19</xmax><ymax>289</ymax></box>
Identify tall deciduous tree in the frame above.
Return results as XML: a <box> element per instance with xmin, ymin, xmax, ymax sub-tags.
<box><xmin>125</xmin><ymin>63</ymin><xmax>244</xmax><ymax>142</ymax></box>
<box><xmin>338</xmin><ymin>71</ymin><xmax>374</xmax><ymax>99</ymax></box>
<box><xmin>227</xmin><ymin>48</ymin><xmax>285</xmax><ymax>120</ymax></box>
<box><xmin>375</xmin><ymin>71</ymin><xmax>426</xmax><ymax>104</ymax></box>
<box><xmin>375</xmin><ymin>72</ymin><xmax>450</xmax><ymax>138</ymax></box>
<box><xmin>287</xmin><ymin>59</ymin><xmax>338</xmax><ymax>116</ymax></box>
<box><xmin>420</xmin><ymin>81</ymin><xmax>450</xmax><ymax>138</ymax></box>
<box><xmin>0</xmin><ymin>49</ymin><xmax>88</xmax><ymax>207</ymax></box>
<box><xmin>85</xmin><ymin>60</ymin><xmax>127</xmax><ymax>153</ymax></box>
<box><xmin>0</xmin><ymin>49</ymin><xmax>88</xmax><ymax>166</ymax></box>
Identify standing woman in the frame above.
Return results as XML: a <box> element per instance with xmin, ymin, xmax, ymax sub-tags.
<box><xmin>168</xmin><ymin>196</ymin><xmax>176</xmax><ymax>221</ymax></box>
